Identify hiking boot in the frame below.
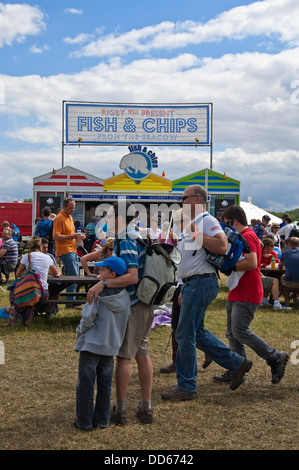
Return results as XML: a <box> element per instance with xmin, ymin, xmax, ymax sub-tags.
<box><xmin>161</xmin><ymin>386</ymin><xmax>198</xmax><ymax>402</ymax></box>
<box><xmin>135</xmin><ymin>405</ymin><xmax>154</xmax><ymax>424</ymax></box>
<box><xmin>159</xmin><ymin>362</ymin><xmax>176</xmax><ymax>373</ymax></box>
<box><xmin>214</xmin><ymin>370</ymin><xmax>247</xmax><ymax>385</ymax></box>
<box><xmin>267</xmin><ymin>352</ymin><xmax>289</xmax><ymax>384</ymax></box>
<box><xmin>110</xmin><ymin>405</ymin><xmax>127</xmax><ymax>426</ymax></box>
<box><xmin>213</xmin><ymin>371</ymin><xmax>232</xmax><ymax>383</ymax></box>
<box><xmin>230</xmin><ymin>359</ymin><xmax>253</xmax><ymax>390</ymax></box>
<box><xmin>202</xmin><ymin>355</ymin><xmax>213</xmax><ymax>369</ymax></box>
<box><xmin>160</xmin><ymin>331</ymin><xmax>177</xmax><ymax>374</ymax></box>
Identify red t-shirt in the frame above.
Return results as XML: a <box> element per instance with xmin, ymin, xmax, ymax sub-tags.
<box><xmin>227</xmin><ymin>227</ymin><xmax>263</xmax><ymax>304</ymax></box>
<box><xmin>261</xmin><ymin>250</ymin><xmax>278</xmax><ymax>268</ymax></box>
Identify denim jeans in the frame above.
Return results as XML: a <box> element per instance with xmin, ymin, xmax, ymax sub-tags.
<box><xmin>76</xmin><ymin>351</ymin><xmax>114</xmax><ymax>429</ymax></box>
<box><xmin>226</xmin><ymin>300</ymin><xmax>279</xmax><ymax>362</ymax></box>
<box><xmin>175</xmin><ymin>276</ymin><xmax>244</xmax><ymax>392</ymax></box>
<box><xmin>59</xmin><ymin>252</ymin><xmax>79</xmax><ymax>299</ymax></box>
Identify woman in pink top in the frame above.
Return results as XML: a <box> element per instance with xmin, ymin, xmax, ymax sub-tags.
<box><xmin>158</xmin><ymin>222</ymin><xmax>178</xmax><ymax>246</ymax></box>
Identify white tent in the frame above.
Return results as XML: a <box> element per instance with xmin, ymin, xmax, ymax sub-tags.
<box><xmin>240</xmin><ymin>198</ymin><xmax>282</xmax><ymax>225</ymax></box>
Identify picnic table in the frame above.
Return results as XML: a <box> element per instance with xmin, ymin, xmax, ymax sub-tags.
<box><xmin>41</xmin><ymin>275</ymin><xmax>100</xmax><ymax>307</ymax></box>
<box><xmin>260</xmin><ymin>264</ymin><xmax>284</xmax><ymax>282</ymax></box>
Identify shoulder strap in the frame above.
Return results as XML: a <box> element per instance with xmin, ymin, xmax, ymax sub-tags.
<box><xmin>193</xmin><ymin>212</ymin><xmax>209</xmax><ymax>226</ymax></box>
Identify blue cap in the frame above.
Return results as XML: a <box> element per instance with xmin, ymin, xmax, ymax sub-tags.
<box><xmin>95</xmin><ymin>256</ymin><xmax>127</xmax><ymax>275</ymax></box>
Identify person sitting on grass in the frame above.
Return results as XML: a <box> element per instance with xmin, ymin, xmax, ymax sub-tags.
<box><xmin>74</xmin><ymin>256</ymin><xmax>131</xmax><ymax>431</ymax></box>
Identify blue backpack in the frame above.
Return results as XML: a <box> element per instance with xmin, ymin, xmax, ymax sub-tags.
<box><xmin>11</xmin><ymin>223</ymin><xmax>20</xmax><ymax>241</ymax></box>
<box><xmin>193</xmin><ymin>215</ymin><xmax>251</xmax><ymax>274</ymax></box>
<box><xmin>38</xmin><ymin>219</ymin><xmax>53</xmax><ymax>238</ymax></box>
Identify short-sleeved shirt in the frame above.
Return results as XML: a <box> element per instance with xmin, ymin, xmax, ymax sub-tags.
<box><xmin>261</xmin><ymin>250</ymin><xmax>279</xmax><ymax>268</ymax></box>
<box><xmin>1</xmin><ymin>238</ymin><xmax>18</xmax><ymax>266</ymax></box>
<box><xmin>227</xmin><ymin>228</ymin><xmax>263</xmax><ymax>304</ymax></box>
<box><xmin>20</xmin><ymin>252</ymin><xmax>53</xmax><ymax>290</ymax></box>
<box><xmin>280</xmin><ymin>248</ymin><xmax>299</xmax><ymax>282</ymax></box>
<box><xmin>177</xmin><ymin>212</ymin><xmax>223</xmax><ymax>280</ymax></box>
<box><xmin>278</xmin><ymin>224</ymin><xmax>293</xmax><ymax>240</ymax></box>
<box><xmin>53</xmin><ymin>211</ymin><xmax>76</xmax><ymax>256</ymax></box>
<box><xmin>253</xmin><ymin>223</ymin><xmax>270</xmax><ymax>239</ymax></box>
<box><xmin>114</xmin><ymin>229</ymin><xmax>146</xmax><ymax>307</ymax></box>
<box><xmin>85</xmin><ymin>222</ymin><xmax>96</xmax><ymax>236</ymax></box>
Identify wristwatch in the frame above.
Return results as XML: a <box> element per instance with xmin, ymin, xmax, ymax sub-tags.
<box><xmin>102</xmin><ymin>280</ymin><xmax>108</xmax><ymax>288</ymax></box>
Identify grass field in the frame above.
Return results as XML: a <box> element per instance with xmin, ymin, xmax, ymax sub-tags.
<box><xmin>0</xmin><ymin>278</ymin><xmax>298</xmax><ymax>451</ymax></box>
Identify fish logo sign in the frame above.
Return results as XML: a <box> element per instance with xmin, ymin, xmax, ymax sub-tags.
<box><xmin>120</xmin><ymin>148</ymin><xmax>158</xmax><ymax>184</ymax></box>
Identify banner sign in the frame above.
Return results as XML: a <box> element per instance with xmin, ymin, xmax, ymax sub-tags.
<box><xmin>69</xmin><ymin>194</ymin><xmax>181</xmax><ymax>201</ymax></box>
<box><xmin>65</xmin><ymin>102</ymin><xmax>210</xmax><ymax>146</ymax></box>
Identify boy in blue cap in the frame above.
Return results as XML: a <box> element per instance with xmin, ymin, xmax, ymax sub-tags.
<box><xmin>74</xmin><ymin>256</ymin><xmax>131</xmax><ymax>431</ymax></box>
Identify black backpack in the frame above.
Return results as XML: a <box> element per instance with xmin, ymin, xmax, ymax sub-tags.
<box><xmin>289</xmin><ymin>227</ymin><xmax>299</xmax><ymax>238</ymax></box>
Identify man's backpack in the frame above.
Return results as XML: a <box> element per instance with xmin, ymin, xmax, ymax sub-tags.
<box><xmin>193</xmin><ymin>214</ymin><xmax>251</xmax><ymax>274</ymax></box>
<box><xmin>37</xmin><ymin>219</ymin><xmax>53</xmax><ymax>251</ymax></box>
<box><xmin>205</xmin><ymin>225</ymin><xmax>251</xmax><ymax>274</ymax></box>
<box><xmin>289</xmin><ymin>226</ymin><xmax>299</xmax><ymax>238</ymax></box>
<box><xmin>38</xmin><ymin>219</ymin><xmax>53</xmax><ymax>238</ymax></box>
<box><xmin>136</xmin><ymin>241</ymin><xmax>182</xmax><ymax>305</ymax></box>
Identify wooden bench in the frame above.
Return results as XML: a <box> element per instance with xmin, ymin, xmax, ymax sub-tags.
<box><xmin>39</xmin><ymin>275</ymin><xmax>100</xmax><ymax>308</ymax></box>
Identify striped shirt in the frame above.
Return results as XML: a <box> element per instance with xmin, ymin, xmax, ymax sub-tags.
<box><xmin>114</xmin><ymin>229</ymin><xmax>146</xmax><ymax>306</ymax></box>
<box><xmin>1</xmin><ymin>238</ymin><xmax>18</xmax><ymax>266</ymax></box>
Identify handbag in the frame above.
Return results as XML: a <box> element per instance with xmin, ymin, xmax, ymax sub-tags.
<box><xmin>14</xmin><ymin>253</ymin><xmax>44</xmax><ymax>307</ymax></box>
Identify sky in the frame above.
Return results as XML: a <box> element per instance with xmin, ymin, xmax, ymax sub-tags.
<box><xmin>0</xmin><ymin>0</ymin><xmax>299</xmax><ymax>211</ymax></box>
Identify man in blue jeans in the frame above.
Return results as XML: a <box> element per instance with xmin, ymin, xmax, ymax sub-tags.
<box><xmin>161</xmin><ymin>185</ymin><xmax>252</xmax><ymax>401</ymax></box>
<box><xmin>53</xmin><ymin>198</ymin><xmax>85</xmax><ymax>305</ymax></box>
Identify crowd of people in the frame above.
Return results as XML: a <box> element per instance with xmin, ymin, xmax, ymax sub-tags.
<box><xmin>1</xmin><ymin>192</ymin><xmax>297</xmax><ymax>432</ymax></box>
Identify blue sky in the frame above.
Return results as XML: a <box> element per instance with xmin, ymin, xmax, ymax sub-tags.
<box><xmin>1</xmin><ymin>0</ymin><xmax>299</xmax><ymax>210</ymax></box>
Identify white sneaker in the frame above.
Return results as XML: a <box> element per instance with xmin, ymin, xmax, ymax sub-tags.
<box><xmin>261</xmin><ymin>299</ymin><xmax>270</xmax><ymax>307</ymax></box>
<box><xmin>273</xmin><ymin>303</ymin><xmax>283</xmax><ymax>310</ymax></box>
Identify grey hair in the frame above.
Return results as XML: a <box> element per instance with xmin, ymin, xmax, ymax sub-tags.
<box><xmin>189</xmin><ymin>185</ymin><xmax>208</xmax><ymax>204</ymax></box>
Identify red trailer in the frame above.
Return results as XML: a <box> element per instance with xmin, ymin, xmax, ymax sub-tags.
<box><xmin>0</xmin><ymin>202</ymin><xmax>33</xmax><ymax>238</ymax></box>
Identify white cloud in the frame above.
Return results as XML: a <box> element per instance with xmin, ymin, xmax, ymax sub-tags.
<box><xmin>1</xmin><ymin>0</ymin><xmax>299</xmax><ymax>210</ymax></box>
<box><xmin>30</xmin><ymin>44</ymin><xmax>50</xmax><ymax>54</ymax></box>
<box><xmin>0</xmin><ymin>3</ymin><xmax>45</xmax><ymax>48</ymax></box>
<box><xmin>64</xmin><ymin>33</ymin><xmax>94</xmax><ymax>45</ymax></box>
<box><xmin>1</xmin><ymin>45</ymin><xmax>299</xmax><ymax>152</ymax></box>
<box><xmin>64</xmin><ymin>8</ymin><xmax>83</xmax><ymax>15</ymax></box>
<box><xmin>70</xmin><ymin>0</ymin><xmax>299</xmax><ymax>58</ymax></box>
